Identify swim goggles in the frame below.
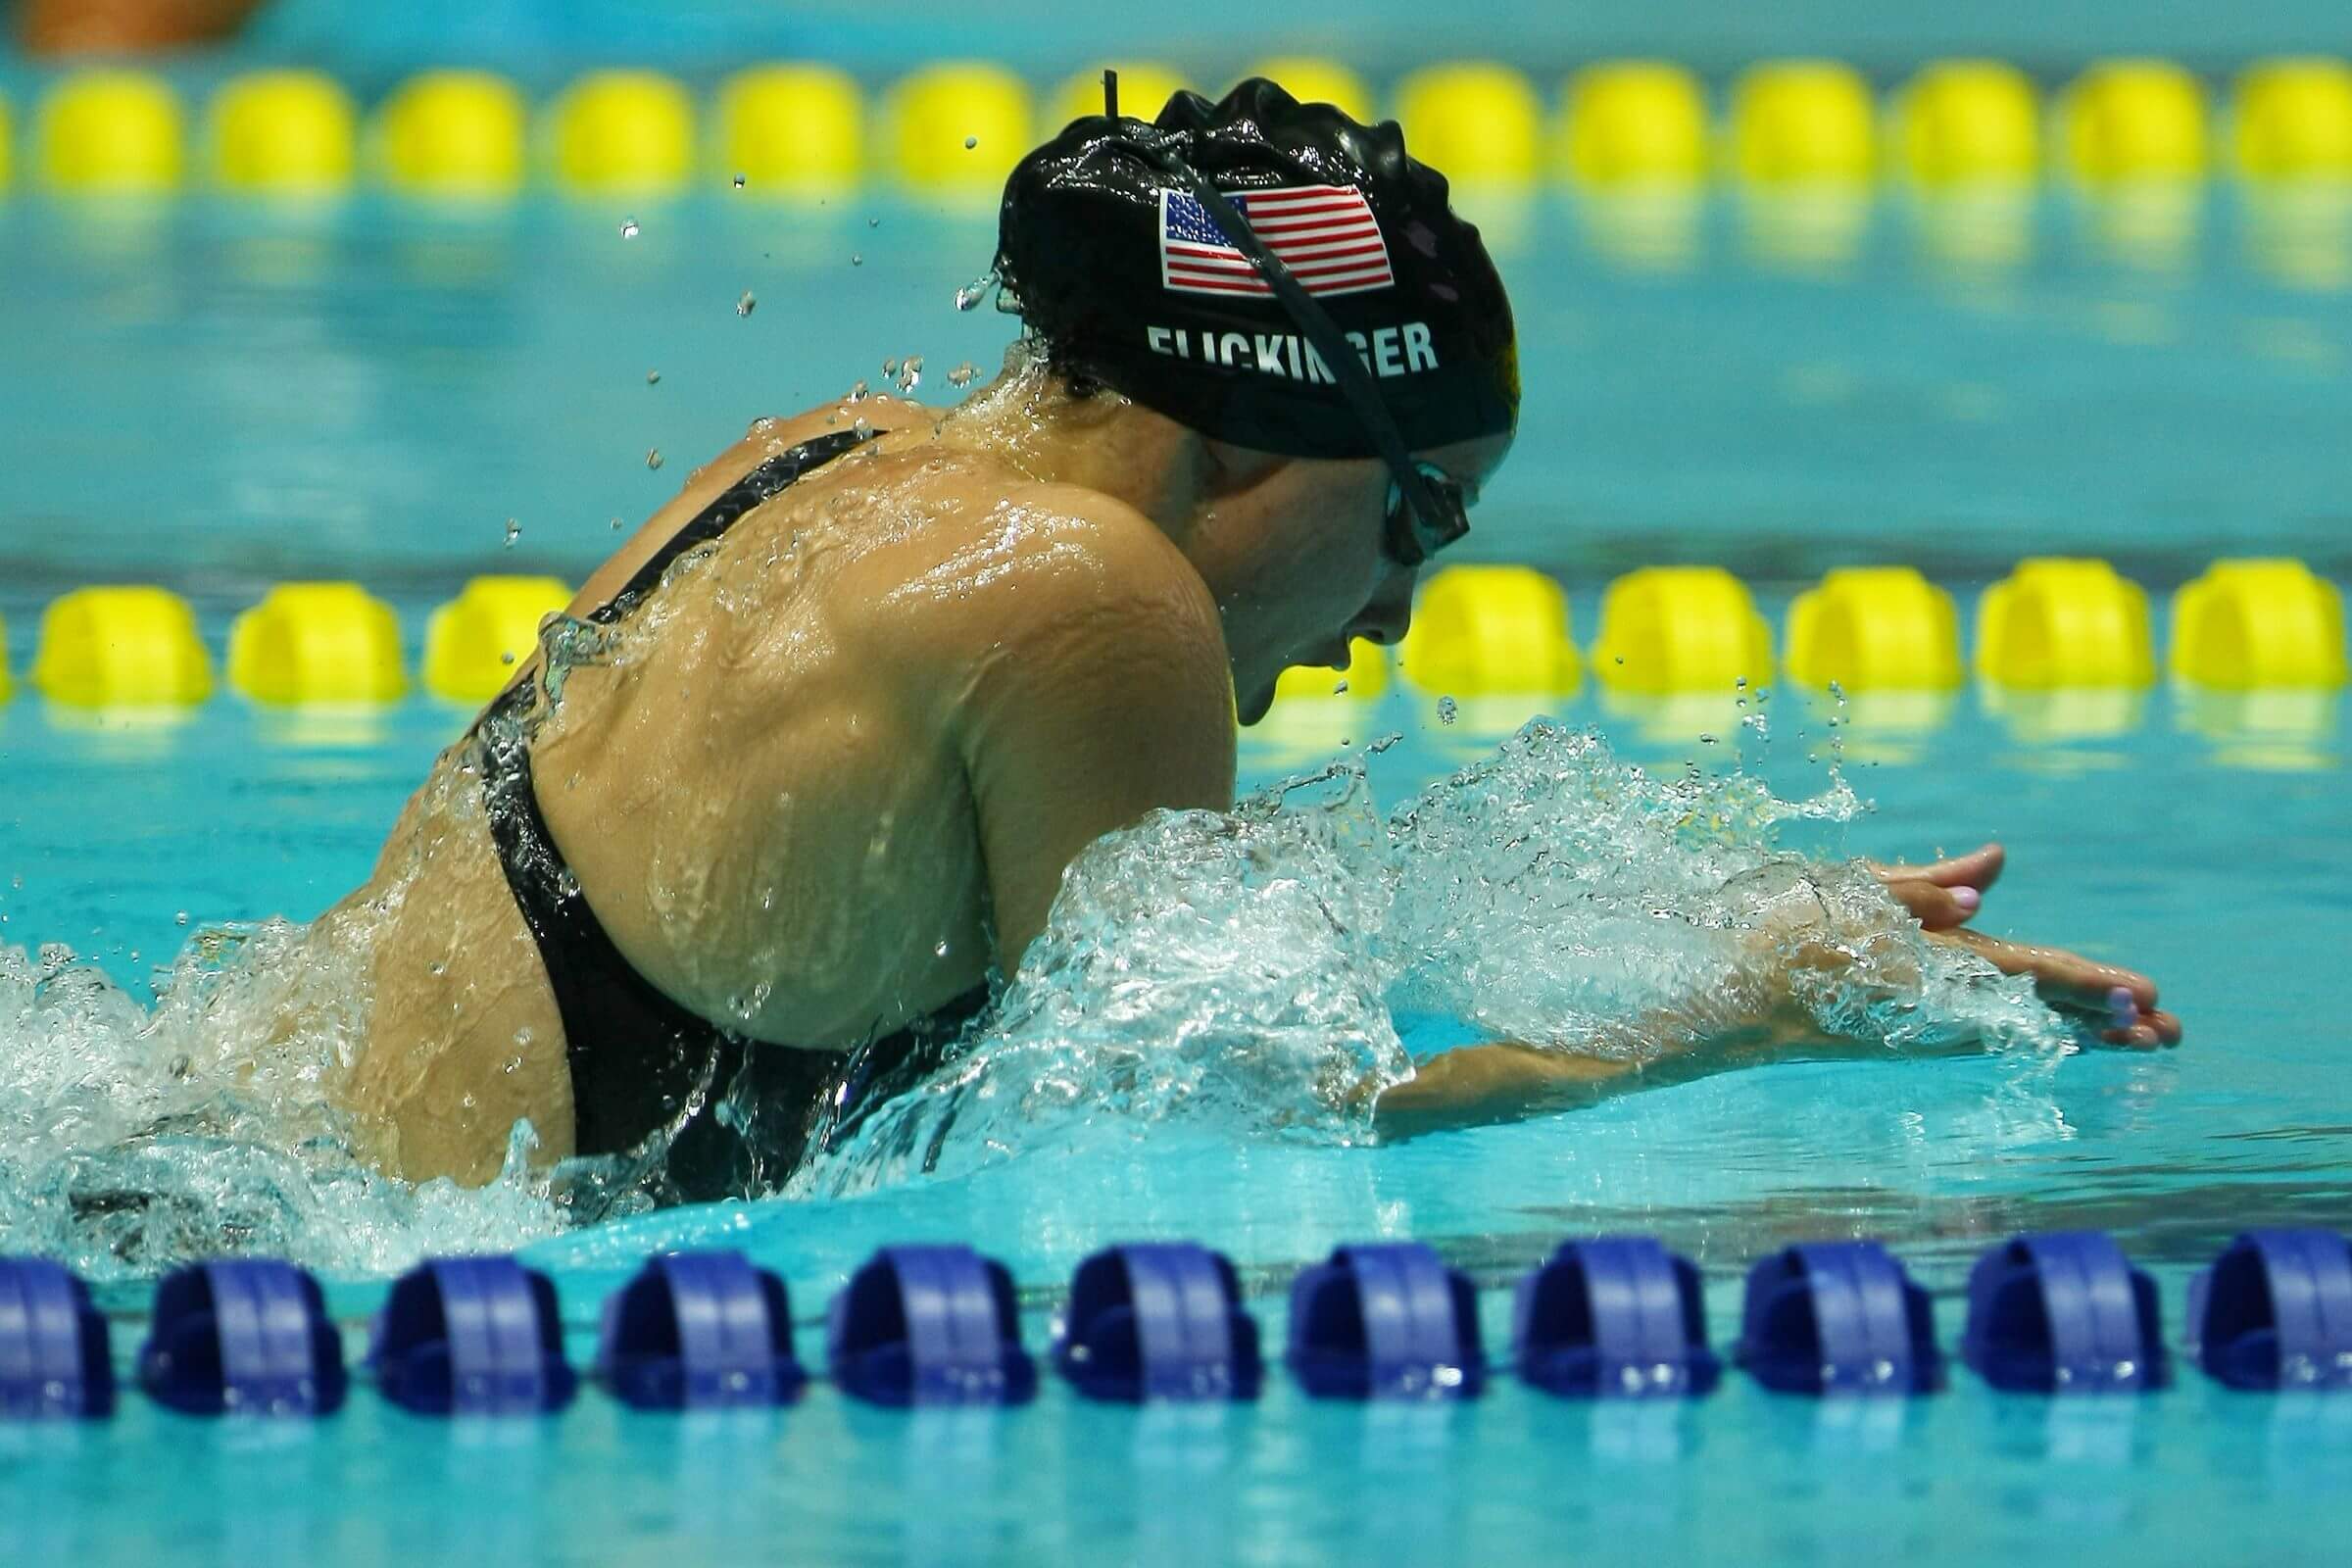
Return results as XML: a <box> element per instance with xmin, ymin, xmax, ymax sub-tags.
<box><xmin>1119</xmin><ymin>77</ymin><xmax>1475</xmax><ymax>568</ymax></box>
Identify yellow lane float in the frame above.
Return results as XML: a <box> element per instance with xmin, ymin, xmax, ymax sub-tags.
<box><xmin>1</xmin><ymin>94</ymin><xmax>15</xmax><ymax>192</ymax></box>
<box><xmin>32</xmin><ymin>587</ymin><xmax>212</xmax><ymax>707</ymax></box>
<box><xmin>1241</xmin><ymin>58</ymin><xmax>1373</xmax><ymax>121</ymax></box>
<box><xmin>37</xmin><ymin>71</ymin><xmax>184</xmax><ymax>194</ymax></box>
<box><xmin>2169</xmin><ymin>559</ymin><xmax>2346</xmax><ymax>688</ymax></box>
<box><xmin>1273</xmin><ymin>638</ymin><xmax>1392</xmax><ymax>702</ymax></box>
<box><xmin>715</xmin><ymin>65</ymin><xmax>861</xmax><ymax>196</ymax></box>
<box><xmin>1893</xmin><ymin>60</ymin><xmax>2039</xmax><ymax>184</ymax></box>
<box><xmin>1592</xmin><ymin>566</ymin><xmax>1771</xmax><ymax>693</ymax></box>
<box><xmin>1045</xmin><ymin>63</ymin><xmax>1186</xmax><ymax>137</ymax></box>
<box><xmin>1786</xmin><ymin>566</ymin><xmax>1963</xmax><ymax>691</ymax></box>
<box><xmin>227</xmin><ymin>583</ymin><xmax>407</xmax><ymax>705</ymax></box>
<box><xmin>548</xmin><ymin>71</ymin><xmax>694</xmax><ymax>196</ymax></box>
<box><xmin>883</xmin><ymin>63</ymin><xmax>1032</xmax><ymax>193</ymax></box>
<box><xmin>208</xmin><ymin>71</ymin><xmax>357</xmax><ymax>194</ymax></box>
<box><xmin>1730</xmin><ymin>61</ymin><xmax>1875</xmax><ymax>183</ymax></box>
<box><xmin>1396</xmin><ymin>565</ymin><xmax>1580</xmax><ymax>696</ymax></box>
<box><xmin>422</xmin><ymin>576</ymin><xmax>570</xmax><ymax>703</ymax></box>
<box><xmin>1559</xmin><ymin>62</ymin><xmax>1708</xmax><ymax>185</ymax></box>
<box><xmin>2232</xmin><ymin>58</ymin><xmax>2352</xmax><ymax>179</ymax></box>
<box><xmin>1395</xmin><ymin>63</ymin><xmax>1542</xmax><ymax>186</ymax></box>
<box><xmin>376</xmin><ymin>71</ymin><xmax>527</xmax><ymax>198</ymax></box>
<box><xmin>2060</xmin><ymin>59</ymin><xmax>2209</xmax><ymax>182</ymax></box>
<box><xmin>1974</xmin><ymin>558</ymin><xmax>2155</xmax><ymax>687</ymax></box>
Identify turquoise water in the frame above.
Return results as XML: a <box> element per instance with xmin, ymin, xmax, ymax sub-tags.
<box><xmin>2</xmin><ymin>186</ymin><xmax>2350</xmax><ymax>1564</ymax></box>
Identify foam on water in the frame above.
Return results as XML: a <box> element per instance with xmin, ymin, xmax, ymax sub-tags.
<box><xmin>0</xmin><ymin>716</ymin><xmax>2071</xmax><ymax>1281</ymax></box>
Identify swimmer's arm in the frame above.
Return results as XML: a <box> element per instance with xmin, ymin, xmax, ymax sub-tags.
<box><xmin>949</xmin><ymin>495</ymin><xmax>1238</xmax><ymax>969</ymax></box>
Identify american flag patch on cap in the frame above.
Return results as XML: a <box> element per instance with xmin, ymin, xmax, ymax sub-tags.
<box><xmin>1158</xmin><ymin>184</ymin><xmax>1395</xmax><ymax>298</ymax></box>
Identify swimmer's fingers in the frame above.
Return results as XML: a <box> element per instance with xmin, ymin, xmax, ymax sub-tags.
<box><xmin>1927</xmin><ymin>928</ymin><xmax>2180</xmax><ymax>1048</ymax></box>
<box><xmin>1867</xmin><ymin>843</ymin><xmax>2005</xmax><ymax>903</ymax></box>
<box><xmin>1880</xmin><ymin>875</ymin><xmax>1983</xmax><ymax>931</ymax></box>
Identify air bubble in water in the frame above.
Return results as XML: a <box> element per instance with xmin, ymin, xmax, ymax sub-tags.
<box><xmin>737</xmin><ymin>290</ymin><xmax>757</xmax><ymax>317</ymax></box>
<box><xmin>851</xmin><ymin>252</ymin><xmax>863</xmax><ymax>267</ymax></box>
<box><xmin>610</xmin><ymin>516</ymin><xmax>623</xmax><ymax>530</ymax></box>
<box><xmin>868</xmin><ymin>216</ymin><xmax>880</xmax><ymax>227</ymax></box>
<box><xmin>948</xmin><ymin>361</ymin><xmax>978</xmax><ymax>387</ymax></box>
<box><xmin>894</xmin><ymin>356</ymin><xmax>923</xmax><ymax>394</ymax></box>
<box><xmin>503</xmin><ymin>518</ymin><xmax>520</xmax><ymax>548</ymax></box>
<box><xmin>731</xmin><ymin>172</ymin><xmax>746</xmax><ymax>189</ymax></box>
<box><xmin>1437</xmin><ymin>696</ymin><xmax>1457</xmax><ymax>725</ymax></box>
<box><xmin>174</xmin><ymin>910</ymin><xmax>189</xmax><ymax>925</ymax></box>
<box><xmin>646</xmin><ymin>448</ymin><xmax>664</xmax><ymax>469</ymax></box>
<box><xmin>964</xmin><ymin>135</ymin><xmax>979</xmax><ymax>149</ymax></box>
<box><xmin>618</xmin><ymin>218</ymin><xmax>640</xmax><ymax>238</ymax></box>
<box><xmin>646</xmin><ymin>369</ymin><xmax>661</xmax><ymax>385</ymax></box>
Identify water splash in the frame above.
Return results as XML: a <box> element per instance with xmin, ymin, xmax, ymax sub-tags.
<box><xmin>799</xmin><ymin>721</ymin><xmax>2067</xmax><ymax>1198</ymax></box>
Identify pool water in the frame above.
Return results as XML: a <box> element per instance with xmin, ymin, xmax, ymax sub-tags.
<box><xmin>2</xmin><ymin>183</ymin><xmax>2350</xmax><ymax>1565</ymax></box>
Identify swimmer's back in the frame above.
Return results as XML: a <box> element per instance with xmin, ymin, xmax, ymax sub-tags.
<box><xmin>331</xmin><ymin>398</ymin><xmax>1234</xmax><ymax>1180</ymax></box>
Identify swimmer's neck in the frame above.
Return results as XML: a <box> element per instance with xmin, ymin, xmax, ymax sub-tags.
<box><xmin>921</xmin><ymin>359</ymin><xmax>1217</xmax><ymax>541</ymax></box>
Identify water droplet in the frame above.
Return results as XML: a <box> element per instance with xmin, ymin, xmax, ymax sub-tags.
<box><xmin>947</xmin><ymin>361</ymin><xmax>978</xmax><ymax>387</ymax></box>
<box><xmin>850</xmin><ymin>252</ymin><xmax>863</xmax><ymax>267</ymax></box>
<box><xmin>502</xmin><ymin>517</ymin><xmax>520</xmax><ymax>548</ymax></box>
<box><xmin>894</xmin><ymin>355</ymin><xmax>923</xmax><ymax>394</ymax></box>
<box><xmin>1332</xmin><ymin>679</ymin><xmax>1349</xmax><ymax>695</ymax></box>
<box><xmin>731</xmin><ymin>172</ymin><xmax>746</xmax><ymax>189</ymax></box>
<box><xmin>1436</xmin><ymin>696</ymin><xmax>1457</xmax><ymax>725</ymax></box>
<box><xmin>499</xmin><ymin>651</ymin><xmax>515</xmax><ymax>665</ymax></box>
<box><xmin>1698</xmin><ymin>733</ymin><xmax>1718</xmax><ymax>745</ymax></box>
<box><xmin>618</xmin><ymin>217</ymin><xmax>640</xmax><ymax>238</ymax></box>
<box><xmin>846</xmin><ymin>378</ymin><xmax>869</xmax><ymax>403</ymax></box>
<box><xmin>645</xmin><ymin>368</ymin><xmax>661</xmax><ymax>385</ymax></box>
<box><xmin>963</xmin><ymin>135</ymin><xmax>979</xmax><ymax>150</ymax></box>
<box><xmin>173</xmin><ymin>910</ymin><xmax>189</xmax><ymax>925</ymax></box>
<box><xmin>934</xmin><ymin>939</ymin><xmax>950</xmax><ymax>958</ymax></box>
<box><xmin>646</xmin><ymin>448</ymin><xmax>664</xmax><ymax>469</ymax></box>
<box><xmin>882</xmin><ymin>357</ymin><xmax>900</xmax><ymax>377</ymax></box>
<box><xmin>852</xmin><ymin>417</ymin><xmax>874</xmax><ymax>440</ymax></box>
<box><xmin>737</xmin><ymin>290</ymin><xmax>757</xmax><ymax>317</ymax></box>
<box><xmin>610</xmin><ymin>515</ymin><xmax>624</xmax><ymax>530</ymax></box>
<box><xmin>867</xmin><ymin>216</ymin><xmax>880</xmax><ymax>227</ymax></box>
<box><xmin>954</xmin><ymin>275</ymin><xmax>994</xmax><ymax>312</ymax></box>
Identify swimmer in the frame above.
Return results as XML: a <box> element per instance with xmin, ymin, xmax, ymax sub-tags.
<box><xmin>316</xmin><ymin>80</ymin><xmax>2178</xmax><ymax>1200</ymax></box>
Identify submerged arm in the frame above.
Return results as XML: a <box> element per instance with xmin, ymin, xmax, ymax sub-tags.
<box><xmin>1374</xmin><ymin>858</ymin><xmax>2180</xmax><ymax>1139</ymax></box>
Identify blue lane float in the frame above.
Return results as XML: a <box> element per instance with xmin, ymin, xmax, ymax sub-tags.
<box><xmin>2187</xmin><ymin>1229</ymin><xmax>2352</xmax><ymax>1392</ymax></box>
<box><xmin>596</xmin><ymin>1250</ymin><xmax>807</xmax><ymax>1411</ymax></box>
<box><xmin>828</xmin><ymin>1245</ymin><xmax>1036</xmax><ymax>1406</ymax></box>
<box><xmin>139</xmin><ymin>1259</ymin><xmax>347</xmax><ymax>1416</ymax></box>
<box><xmin>370</xmin><ymin>1256</ymin><xmax>576</xmax><ymax>1416</ymax></box>
<box><xmin>1514</xmin><ymin>1237</ymin><xmax>1720</xmax><ymax>1398</ymax></box>
<box><xmin>0</xmin><ymin>1257</ymin><xmax>114</xmax><ymax>1420</ymax></box>
<box><xmin>1289</xmin><ymin>1243</ymin><xmax>1484</xmax><ymax>1400</ymax></box>
<box><xmin>1738</xmin><ymin>1241</ymin><xmax>1943</xmax><ymax>1396</ymax></box>
<box><xmin>1054</xmin><ymin>1243</ymin><xmax>1262</xmax><ymax>1402</ymax></box>
<box><xmin>1961</xmin><ymin>1231</ymin><xmax>2165</xmax><ymax>1394</ymax></box>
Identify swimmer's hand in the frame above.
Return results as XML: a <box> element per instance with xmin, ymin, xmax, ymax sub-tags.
<box><xmin>1922</xmin><ymin>928</ymin><xmax>2180</xmax><ymax>1049</ymax></box>
<box><xmin>1866</xmin><ymin>841</ymin><xmax>2180</xmax><ymax>1049</ymax></box>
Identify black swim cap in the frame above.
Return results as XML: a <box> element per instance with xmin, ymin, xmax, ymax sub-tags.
<box><xmin>994</xmin><ymin>78</ymin><xmax>1519</xmax><ymax>462</ymax></box>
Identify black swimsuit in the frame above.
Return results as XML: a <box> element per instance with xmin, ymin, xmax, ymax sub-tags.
<box><xmin>476</xmin><ymin>428</ymin><xmax>990</xmax><ymax>1203</ymax></box>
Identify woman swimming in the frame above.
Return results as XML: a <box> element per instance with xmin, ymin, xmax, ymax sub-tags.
<box><xmin>314</xmin><ymin>79</ymin><xmax>2177</xmax><ymax>1202</ymax></box>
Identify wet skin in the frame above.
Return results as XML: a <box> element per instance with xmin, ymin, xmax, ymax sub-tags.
<box><xmin>316</xmin><ymin>365</ymin><xmax>2175</xmax><ymax>1184</ymax></box>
